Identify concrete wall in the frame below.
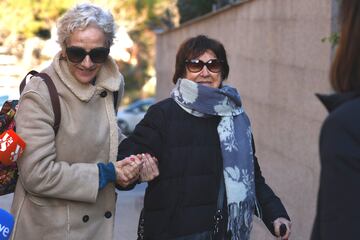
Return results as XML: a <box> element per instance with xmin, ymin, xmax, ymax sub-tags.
<box><xmin>155</xmin><ymin>0</ymin><xmax>333</xmax><ymax>239</ymax></box>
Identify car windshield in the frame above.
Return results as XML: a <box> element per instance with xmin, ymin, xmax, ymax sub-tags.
<box><xmin>117</xmin><ymin>97</ymin><xmax>155</xmax><ymax>135</ymax></box>
<box><xmin>125</xmin><ymin>98</ymin><xmax>154</xmax><ymax>113</ymax></box>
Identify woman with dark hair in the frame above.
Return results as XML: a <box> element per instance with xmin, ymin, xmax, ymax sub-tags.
<box><xmin>311</xmin><ymin>0</ymin><xmax>360</xmax><ymax>239</ymax></box>
<box><xmin>118</xmin><ymin>35</ymin><xmax>291</xmax><ymax>240</ymax></box>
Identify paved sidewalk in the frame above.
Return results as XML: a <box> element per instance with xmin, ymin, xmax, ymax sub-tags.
<box><xmin>0</xmin><ymin>184</ymin><xmax>146</xmax><ymax>240</ymax></box>
<box><xmin>115</xmin><ymin>184</ymin><xmax>145</xmax><ymax>239</ymax></box>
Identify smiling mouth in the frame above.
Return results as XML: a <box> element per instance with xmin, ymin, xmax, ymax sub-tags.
<box><xmin>81</xmin><ymin>67</ymin><xmax>95</xmax><ymax>71</ymax></box>
<box><xmin>197</xmin><ymin>81</ymin><xmax>212</xmax><ymax>85</ymax></box>
<box><xmin>78</xmin><ymin>67</ymin><xmax>97</xmax><ymax>73</ymax></box>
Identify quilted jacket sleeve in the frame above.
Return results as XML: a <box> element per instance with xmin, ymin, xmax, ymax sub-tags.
<box><xmin>116</xmin><ymin>103</ymin><xmax>164</xmax><ymax>190</ymax></box>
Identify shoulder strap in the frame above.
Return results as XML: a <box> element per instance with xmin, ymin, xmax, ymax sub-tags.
<box><xmin>19</xmin><ymin>71</ymin><xmax>61</xmax><ymax>135</ymax></box>
<box><xmin>213</xmin><ymin>173</ymin><xmax>225</xmax><ymax>237</ymax></box>
<box><xmin>19</xmin><ymin>70</ymin><xmax>38</xmax><ymax>94</ymax></box>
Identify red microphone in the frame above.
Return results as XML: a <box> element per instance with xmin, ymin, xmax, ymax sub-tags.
<box><xmin>0</xmin><ymin>129</ymin><xmax>26</xmax><ymax>165</ymax></box>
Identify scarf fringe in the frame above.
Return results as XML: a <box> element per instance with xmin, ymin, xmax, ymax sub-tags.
<box><xmin>228</xmin><ymin>199</ymin><xmax>255</xmax><ymax>240</ymax></box>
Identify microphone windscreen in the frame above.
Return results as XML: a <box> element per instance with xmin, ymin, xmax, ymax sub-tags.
<box><xmin>0</xmin><ymin>129</ymin><xmax>26</xmax><ymax>165</ymax></box>
<box><xmin>0</xmin><ymin>208</ymin><xmax>14</xmax><ymax>240</ymax></box>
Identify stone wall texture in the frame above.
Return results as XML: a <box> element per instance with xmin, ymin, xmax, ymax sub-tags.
<box><xmin>155</xmin><ymin>0</ymin><xmax>333</xmax><ymax>239</ymax></box>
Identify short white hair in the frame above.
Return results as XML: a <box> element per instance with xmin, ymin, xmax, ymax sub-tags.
<box><xmin>57</xmin><ymin>3</ymin><xmax>116</xmax><ymax>49</ymax></box>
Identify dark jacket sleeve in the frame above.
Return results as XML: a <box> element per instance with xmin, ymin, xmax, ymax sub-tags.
<box><xmin>252</xmin><ymin>136</ymin><xmax>290</xmax><ymax>236</ymax></box>
<box><xmin>116</xmin><ymin>104</ymin><xmax>164</xmax><ymax>190</ymax></box>
<box><xmin>311</xmin><ymin>99</ymin><xmax>360</xmax><ymax>240</ymax></box>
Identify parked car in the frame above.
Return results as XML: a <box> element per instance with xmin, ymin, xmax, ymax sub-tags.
<box><xmin>0</xmin><ymin>95</ymin><xmax>9</xmax><ymax>108</ymax></box>
<box><xmin>117</xmin><ymin>97</ymin><xmax>155</xmax><ymax>135</ymax></box>
<box><xmin>0</xmin><ymin>90</ymin><xmax>19</xmax><ymax>108</ymax></box>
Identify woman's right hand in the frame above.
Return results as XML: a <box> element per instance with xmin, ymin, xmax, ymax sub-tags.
<box><xmin>138</xmin><ymin>153</ymin><xmax>159</xmax><ymax>182</ymax></box>
<box><xmin>273</xmin><ymin>217</ymin><xmax>291</xmax><ymax>240</ymax></box>
<box><xmin>115</xmin><ymin>155</ymin><xmax>143</xmax><ymax>187</ymax></box>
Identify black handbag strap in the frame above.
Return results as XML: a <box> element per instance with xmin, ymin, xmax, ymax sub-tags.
<box><xmin>213</xmin><ymin>173</ymin><xmax>225</xmax><ymax>236</ymax></box>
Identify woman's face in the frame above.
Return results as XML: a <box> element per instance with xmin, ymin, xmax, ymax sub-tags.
<box><xmin>62</xmin><ymin>26</ymin><xmax>108</xmax><ymax>84</ymax></box>
<box><xmin>184</xmin><ymin>50</ymin><xmax>222</xmax><ymax>88</ymax></box>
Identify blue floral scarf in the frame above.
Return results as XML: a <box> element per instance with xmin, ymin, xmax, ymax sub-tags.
<box><xmin>171</xmin><ymin>78</ymin><xmax>256</xmax><ymax>240</ymax></box>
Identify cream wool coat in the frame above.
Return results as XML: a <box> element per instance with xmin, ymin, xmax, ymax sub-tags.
<box><xmin>10</xmin><ymin>53</ymin><xmax>125</xmax><ymax>240</ymax></box>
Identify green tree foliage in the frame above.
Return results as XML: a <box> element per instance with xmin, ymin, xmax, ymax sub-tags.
<box><xmin>111</xmin><ymin>0</ymin><xmax>178</xmax><ymax>99</ymax></box>
<box><xmin>321</xmin><ymin>32</ymin><xmax>340</xmax><ymax>48</ymax></box>
<box><xmin>177</xmin><ymin>0</ymin><xmax>217</xmax><ymax>24</ymax></box>
<box><xmin>0</xmin><ymin>0</ymin><xmax>73</xmax><ymax>40</ymax></box>
<box><xmin>0</xmin><ymin>0</ymin><xmax>178</xmax><ymax>100</ymax></box>
<box><xmin>176</xmin><ymin>0</ymin><xmax>238</xmax><ymax>24</ymax></box>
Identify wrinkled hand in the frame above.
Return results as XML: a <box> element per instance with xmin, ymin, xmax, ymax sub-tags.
<box><xmin>273</xmin><ymin>217</ymin><xmax>291</xmax><ymax>240</ymax></box>
<box><xmin>115</xmin><ymin>155</ymin><xmax>143</xmax><ymax>187</ymax></box>
<box><xmin>138</xmin><ymin>153</ymin><xmax>159</xmax><ymax>182</ymax></box>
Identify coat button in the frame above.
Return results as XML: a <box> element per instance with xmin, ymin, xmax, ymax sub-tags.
<box><xmin>82</xmin><ymin>215</ymin><xmax>89</xmax><ymax>223</ymax></box>
<box><xmin>100</xmin><ymin>91</ymin><xmax>107</xmax><ymax>97</ymax></box>
<box><xmin>104</xmin><ymin>211</ymin><xmax>112</xmax><ymax>219</ymax></box>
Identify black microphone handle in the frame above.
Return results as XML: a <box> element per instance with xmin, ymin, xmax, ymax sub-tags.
<box><xmin>280</xmin><ymin>223</ymin><xmax>287</xmax><ymax>237</ymax></box>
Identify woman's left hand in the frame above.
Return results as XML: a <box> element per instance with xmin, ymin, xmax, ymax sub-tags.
<box><xmin>273</xmin><ymin>217</ymin><xmax>292</xmax><ymax>240</ymax></box>
<box><xmin>115</xmin><ymin>155</ymin><xmax>143</xmax><ymax>187</ymax></box>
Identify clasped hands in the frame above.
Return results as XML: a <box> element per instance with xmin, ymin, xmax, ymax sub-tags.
<box><xmin>115</xmin><ymin>153</ymin><xmax>159</xmax><ymax>187</ymax></box>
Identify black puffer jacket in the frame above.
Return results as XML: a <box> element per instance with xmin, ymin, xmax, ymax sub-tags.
<box><xmin>311</xmin><ymin>92</ymin><xmax>360</xmax><ymax>240</ymax></box>
<box><xmin>118</xmin><ymin>98</ymin><xmax>290</xmax><ymax>240</ymax></box>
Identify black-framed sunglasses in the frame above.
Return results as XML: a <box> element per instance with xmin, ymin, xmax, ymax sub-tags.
<box><xmin>65</xmin><ymin>46</ymin><xmax>110</xmax><ymax>63</ymax></box>
<box><xmin>185</xmin><ymin>59</ymin><xmax>223</xmax><ymax>73</ymax></box>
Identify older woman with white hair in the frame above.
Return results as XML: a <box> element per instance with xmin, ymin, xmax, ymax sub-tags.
<box><xmin>10</xmin><ymin>3</ymin><xmax>157</xmax><ymax>240</ymax></box>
